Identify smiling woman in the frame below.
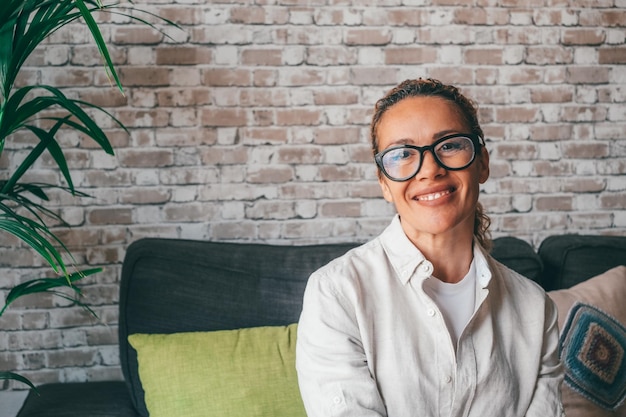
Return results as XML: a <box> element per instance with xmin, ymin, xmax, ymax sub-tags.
<box><xmin>295</xmin><ymin>78</ymin><xmax>564</xmax><ymax>417</ymax></box>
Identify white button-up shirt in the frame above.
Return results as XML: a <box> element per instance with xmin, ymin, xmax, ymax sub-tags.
<box><xmin>296</xmin><ymin>215</ymin><xmax>563</xmax><ymax>417</ymax></box>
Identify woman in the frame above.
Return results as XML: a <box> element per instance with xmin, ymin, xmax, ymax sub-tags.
<box><xmin>296</xmin><ymin>78</ymin><xmax>563</xmax><ymax>417</ymax></box>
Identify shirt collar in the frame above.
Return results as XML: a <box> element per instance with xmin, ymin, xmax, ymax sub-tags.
<box><xmin>379</xmin><ymin>215</ymin><xmax>493</xmax><ymax>287</ymax></box>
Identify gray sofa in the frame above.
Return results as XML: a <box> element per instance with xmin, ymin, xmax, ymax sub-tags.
<box><xmin>15</xmin><ymin>234</ymin><xmax>626</xmax><ymax>417</ymax></box>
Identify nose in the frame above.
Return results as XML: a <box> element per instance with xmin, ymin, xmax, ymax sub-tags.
<box><xmin>417</xmin><ymin>149</ymin><xmax>445</xmax><ymax>179</ymax></box>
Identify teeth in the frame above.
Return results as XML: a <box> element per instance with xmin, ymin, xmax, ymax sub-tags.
<box><xmin>417</xmin><ymin>190</ymin><xmax>450</xmax><ymax>201</ymax></box>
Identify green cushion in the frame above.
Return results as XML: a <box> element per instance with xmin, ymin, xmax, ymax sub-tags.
<box><xmin>128</xmin><ymin>323</ymin><xmax>305</xmax><ymax>417</ymax></box>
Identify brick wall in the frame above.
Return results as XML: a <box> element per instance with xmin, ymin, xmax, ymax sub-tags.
<box><xmin>1</xmin><ymin>0</ymin><xmax>625</xmax><ymax>389</ymax></box>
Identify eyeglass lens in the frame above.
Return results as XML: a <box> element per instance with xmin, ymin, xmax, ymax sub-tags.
<box><xmin>381</xmin><ymin>136</ymin><xmax>476</xmax><ymax>181</ymax></box>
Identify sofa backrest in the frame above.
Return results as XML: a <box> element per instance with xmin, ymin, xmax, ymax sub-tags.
<box><xmin>538</xmin><ymin>234</ymin><xmax>626</xmax><ymax>291</ymax></box>
<box><xmin>118</xmin><ymin>238</ymin><xmax>359</xmax><ymax>416</ymax></box>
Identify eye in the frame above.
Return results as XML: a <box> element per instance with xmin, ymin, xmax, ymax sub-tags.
<box><xmin>437</xmin><ymin>137</ymin><xmax>470</xmax><ymax>154</ymax></box>
<box><xmin>386</xmin><ymin>148</ymin><xmax>415</xmax><ymax>164</ymax></box>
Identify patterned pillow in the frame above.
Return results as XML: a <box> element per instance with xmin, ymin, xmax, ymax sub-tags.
<box><xmin>548</xmin><ymin>266</ymin><xmax>626</xmax><ymax>417</ymax></box>
<box><xmin>559</xmin><ymin>302</ymin><xmax>626</xmax><ymax>410</ymax></box>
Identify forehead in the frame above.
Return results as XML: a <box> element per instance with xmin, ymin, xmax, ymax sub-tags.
<box><xmin>376</xmin><ymin>96</ymin><xmax>469</xmax><ymax>146</ymax></box>
<box><xmin>382</xmin><ymin>96</ymin><xmax>467</xmax><ymax>126</ymax></box>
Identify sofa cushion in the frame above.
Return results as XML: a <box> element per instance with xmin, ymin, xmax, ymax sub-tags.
<box><xmin>539</xmin><ymin>234</ymin><xmax>626</xmax><ymax>291</ymax></box>
<box><xmin>548</xmin><ymin>266</ymin><xmax>626</xmax><ymax>416</ymax></box>
<box><xmin>128</xmin><ymin>324</ymin><xmax>305</xmax><ymax>417</ymax></box>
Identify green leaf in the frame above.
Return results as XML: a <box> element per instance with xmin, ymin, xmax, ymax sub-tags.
<box><xmin>0</xmin><ymin>371</ymin><xmax>38</xmax><ymax>391</ymax></box>
<box><xmin>74</xmin><ymin>0</ymin><xmax>123</xmax><ymax>92</ymax></box>
<box><xmin>1</xmin><ymin>268</ymin><xmax>102</xmax><ymax>317</ymax></box>
<box><xmin>0</xmin><ymin>217</ymin><xmax>67</xmax><ymax>275</ymax></box>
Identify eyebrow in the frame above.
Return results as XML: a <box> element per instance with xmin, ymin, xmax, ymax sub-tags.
<box><xmin>386</xmin><ymin>129</ymin><xmax>466</xmax><ymax>147</ymax></box>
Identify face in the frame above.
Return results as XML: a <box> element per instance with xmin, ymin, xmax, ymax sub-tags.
<box><xmin>376</xmin><ymin>96</ymin><xmax>490</xmax><ymax>245</ymax></box>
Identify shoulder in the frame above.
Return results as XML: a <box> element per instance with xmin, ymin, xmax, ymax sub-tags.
<box><xmin>487</xmin><ymin>255</ymin><xmax>550</xmax><ymax>304</ymax></box>
<box><xmin>310</xmin><ymin>238</ymin><xmax>385</xmax><ymax>286</ymax></box>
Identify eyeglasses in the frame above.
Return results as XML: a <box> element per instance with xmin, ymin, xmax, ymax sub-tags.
<box><xmin>375</xmin><ymin>133</ymin><xmax>483</xmax><ymax>182</ymax></box>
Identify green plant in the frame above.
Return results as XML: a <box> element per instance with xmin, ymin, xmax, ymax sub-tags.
<box><xmin>0</xmin><ymin>0</ymin><xmax>177</xmax><ymax>389</ymax></box>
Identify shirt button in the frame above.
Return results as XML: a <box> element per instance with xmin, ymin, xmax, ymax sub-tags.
<box><xmin>420</xmin><ymin>263</ymin><xmax>433</xmax><ymax>275</ymax></box>
<box><xmin>427</xmin><ymin>308</ymin><xmax>436</xmax><ymax>317</ymax></box>
<box><xmin>333</xmin><ymin>396</ymin><xmax>342</xmax><ymax>405</ymax></box>
<box><xmin>444</xmin><ymin>375</ymin><xmax>453</xmax><ymax>384</ymax></box>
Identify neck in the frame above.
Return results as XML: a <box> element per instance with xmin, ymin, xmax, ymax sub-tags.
<box><xmin>403</xmin><ymin>223</ymin><xmax>475</xmax><ymax>284</ymax></box>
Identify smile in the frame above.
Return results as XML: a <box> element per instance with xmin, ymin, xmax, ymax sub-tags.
<box><xmin>415</xmin><ymin>189</ymin><xmax>453</xmax><ymax>201</ymax></box>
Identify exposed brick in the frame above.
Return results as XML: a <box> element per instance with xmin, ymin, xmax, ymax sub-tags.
<box><xmin>560</xmin><ymin>105</ymin><xmax>608</xmax><ymax>122</ymax></box>
<box><xmin>77</xmin><ymin>88</ymin><xmax>128</xmax><ymax>107</ymax></box>
<box><xmin>566</xmin><ymin>67</ymin><xmax>610</xmax><ymax>84</ymax></box>
<box><xmin>112</xmin><ymin>27</ymin><xmax>163</xmax><ymax>45</ymax></box>
<box><xmin>240</xmin><ymin>89</ymin><xmax>289</xmax><ymax>107</ymax></box>
<box><xmin>313</xmin><ymin>88</ymin><xmax>359</xmax><ymax>106</ymax></box>
<box><xmin>599</xmin><ymin>47</ymin><xmax>626</xmax><ymax>64</ymax></box>
<box><xmin>200</xmin><ymin>146</ymin><xmax>248</xmax><ymax>165</ymax></box>
<box><xmin>579</xmin><ymin>10</ymin><xmax>626</xmax><ymax>27</ymax></box>
<box><xmin>87</xmin><ymin>208</ymin><xmax>133</xmax><ymax>225</ymax></box>
<box><xmin>307</xmin><ymin>46</ymin><xmax>358</xmax><ymax>66</ymax></box>
<box><xmin>275</xmin><ymin>108</ymin><xmax>323</xmax><ymax>126</ymax></box>
<box><xmin>600</xmin><ymin>193</ymin><xmax>626</xmax><ymax>209</ymax></box>
<box><xmin>163</xmin><ymin>203</ymin><xmax>214</xmax><ymax>222</ymax></box>
<box><xmin>529</xmin><ymin>124</ymin><xmax>573</xmax><ymax>141</ymax></box>
<box><xmin>562</xmin><ymin>142</ymin><xmax>610</xmax><ymax>159</ymax></box>
<box><xmin>562</xmin><ymin>178</ymin><xmax>606</xmax><ymax>193</ymax></box>
<box><xmin>278</xmin><ymin>68</ymin><xmax>325</xmax><ymax>86</ymax></box>
<box><xmin>118</xmin><ymin>67</ymin><xmax>170</xmax><ymax>87</ymax></box>
<box><xmin>201</xmin><ymin>108</ymin><xmax>248</xmax><ymax>127</ymax></box>
<box><xmin>211</xmin><ymin>222</ymin><xmax>256</xmax><ymax>240</ymax></box>
<box><xmin>427</xmin><ymin>67</ymin><xmax>474</xmax><ymax>85</ymax></box>
<box><xmin>529</xmin><ymin>86</ymin><xmax>573</xmax><ymax>103</ymax></box>
<box><xmin>319</xmin><ymin>201</ymin><xmax>361</xmax><ymax>217</ymax></box>
<box><xmin>314</xmin><ymin>127</ymin><xmax>361</xmax><ymax>145</ymax></box>
<box><xmin>464</xmin><ymin>48</ymin><xmax>503</xmax><ymax>65</ymax></box>
<box><xmin>247</xmin><ymin>165</ymin><xmax>293</xmax><ymax>183</ymax></box>
<box><xmin>562</xmin><ymin>29</ymin><xmax>606</xmax><ymax>46</ymax></box>
<box><xmin>384</xmin><ymin>47</ymin><xmax>438</xmax><ymax>65</ymax></box>
<box><xmin>318</xmin><ymin>165</ymin><xmax>360</xmax><ymax>181</ymax></box>
<box><xmin>277</xmin><ymin>146</ymin><xmax>323</xmax><ymax>164</ymax></box>
<box><xmin>241</xmin><ymin>127</ymin><xmax>288</xmax><ymax>144</ymax></box>
<box><xmin>203</xmin><ymin>68</ymin><xmax>252</xmax><ymax>86</ymax></box>
<box><xmin>118</xmin><ymin>148</ymin><xmax>174</xmax><ymax>167</ymax></box>
<box><xmin>535</xmin><ymin>195</ymin><xmax>573</xmax><ymax>211</ymax></box>
<box><xmin>455</xmin><ymin>8</ymin><xmax>509</xmax><ymax>25</ymax></box>
<box><xmin>495</xmin><ymin>107</ymin><xmax>541</xmax><ymax>123</ymax></box>
<box><xmin>227</xmin><ymin>7</ymin><xmax>261</xmax><ymax>24</ymax></box>
<box><xmin>155</xmin><ymin>46</ymin><xmax>213</xmax><ymax>65</ymax></box>
<box><xmin>345</xmin><ymin>29</ymin><xmax>392</xmax><ymax>46</ymax></box>
<box><xmin>40</xmin><ymin>68</ymin><xmax>93</xmax><ymax>87</ymax></box>
<box><xmin>350</xmin><ymin>67</ymin><xmax>398</xmax><ymax>86</ymax></box>
<box><xmin>246</xmin><ymin>201</ymin><xmax>296</xmax><ymax>220</ymax></box>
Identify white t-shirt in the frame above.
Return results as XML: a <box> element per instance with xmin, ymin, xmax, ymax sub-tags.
<box><xmin>423</xmin><ymin>259</ymin><xmax>477</xmax><ymax>347</ymax></box>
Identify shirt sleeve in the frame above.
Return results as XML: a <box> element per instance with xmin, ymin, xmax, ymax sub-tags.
<box><xmin>525</xmin><ymin>294</ymin><xmax>565</xmax><ymax>417</ymax></box>
<box><xmin>296</xmin><ymin>272</ymin><xmax>387</xmax><ymax>417</ymax></box>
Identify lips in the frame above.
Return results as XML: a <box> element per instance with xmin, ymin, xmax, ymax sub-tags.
<box><xmin>414</xmin><ymin>187</ymin><xmax>455</xmax><ymax>201</ymax></box>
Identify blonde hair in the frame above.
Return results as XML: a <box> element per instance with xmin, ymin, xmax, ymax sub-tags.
<box><xmin>371</xmin><ymin>78</ymin><xmax>492</xmax><ymax>250</ymax></box>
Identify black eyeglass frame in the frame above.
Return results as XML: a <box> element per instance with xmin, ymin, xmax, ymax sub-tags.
<box><xmin>374</xmin><ymin>133</ymin><xmax>485</xmax><ymax>182</ymax></box>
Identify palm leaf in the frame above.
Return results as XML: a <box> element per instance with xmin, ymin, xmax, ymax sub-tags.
<box><xmin>0</xmin><ymin>371</ymin><xmax>38</xmax><ymax>390</ymax></box>
<box><xmin>1</xmin><ymin>268</ymin><xmax>102</xmax><ymax>320</ymax></box>
<box><xmin>0</xmin><ymin>217</ymin><xmax>68</xmax><ymax>275</ymax></box>
<box><xmin>74</xmin><ymin>0</ymin><xmax>123</xmax><ymax>91</ymax></box>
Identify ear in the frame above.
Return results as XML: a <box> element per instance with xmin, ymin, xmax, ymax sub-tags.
<box><xmin>378</xmin><ymin>173</ymin><xmax>394</xmax><ymax>203</ymax></box>
<box><xmin>478</xmin><ymin>147</ymin><xmax>490</xmax><ymax>184</ymax></box>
